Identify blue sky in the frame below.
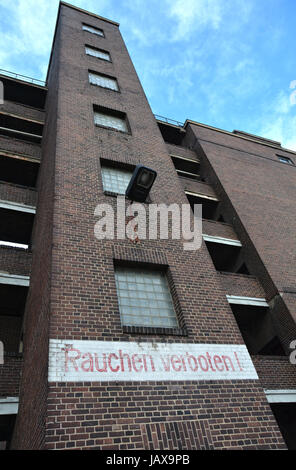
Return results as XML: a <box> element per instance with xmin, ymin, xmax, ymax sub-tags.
<box><xmin>0</xmin><ymin>0</ymin><xmax>296</xmax><ymax>150</ymax></box>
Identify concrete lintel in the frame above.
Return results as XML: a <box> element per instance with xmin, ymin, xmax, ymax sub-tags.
<box><xmin>0</xmin><ymin>272</ymin><xmax>30</xmax><ymax>287</ymax></box>
<box><xmin>0</xmin><ymin>397</ymin><xmax>19</xmax><ymax>415</ymax></box>
<box><xmin>227</xmin><ymin>295</ymin><xmax>269</xmax><ymax>307</ymax></box>
<box><xmin>203</xmin><ymin>234</ymin><xmax>242</xmax><ymax>247</ymax></box>
<box><xmin>0</xmin><ymin>200</ymin><xmax>36</xmax><ymax>214</ymax></box>
<box><xmin>185</xmin><ymin>190</ymin><xmax>219</xmax><ymax>202</ymax></box>
<box><xmin>265</xmin><ymin>390</ymin><xmax>296</xmax><ymax>403</ymax></box>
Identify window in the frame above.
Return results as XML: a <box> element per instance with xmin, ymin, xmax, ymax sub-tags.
<box><xmin>94</xmin><ymin>107</ymin><xmax>129</xmax><ymax>133</ymax></box>
<box><xmin>277</xmin><ymin>155</ymin><xmax>294</xmax><ymax>165</ymax></box>
<box><xmin>115</xmin><ymin>267</ymin><xmax>178</xmax><ymax>328</ymax></box>
<box><xmin>82</xmin><ymin>24</ymin><xmax>104</xmax><ymax>37</ymax></box>
<box><xmin>171</xmin><ymin>155</ymin><xmax>200</xmax><ymax>180</ymax></box>
<box><xmin>89</xmin><ymin>71</ymin><xmax>119</xmax><ymax>91</ymax></box>
<box><xmin>101</xmin><ymin>167</ymin><xmax>132</xmax><ymax>194</ymax></box>
<box><xmin>85</xmin><ymin>46</ymin><xmax>111</xmax><ymax>62</ymax></box>
<box><xmin>185</xmin><ymin>191</ymin><xmax>219</xmax><ymax>220</ymax></box>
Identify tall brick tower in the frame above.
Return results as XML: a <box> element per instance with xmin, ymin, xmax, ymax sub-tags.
<box><xmin>0</xmin><ymin>2</ymin><xmax>295</xmax><ymax>450</ymax></box>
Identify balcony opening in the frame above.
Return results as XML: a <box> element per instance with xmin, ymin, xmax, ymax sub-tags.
<box><xmin>0</xmin><ymin>283</ymin><xmax>28</xmax><ymax>354</ymax></box>
<box><xmin>0</xmin><ymin>415</ymin><xmax>16</xmax><ymax>450</ymax></box>
<box><xmin>171</xmin><ymin>156</ymin><xmax>200</xmax><ymax>180</ymax></box>
<box><xmin>205</xmin><ymin>240</ymin><xmax>241</xmax><ymax>272</ymax></box>
<box><xmin>187</xmin><ymin>193</ymin><xmax>219</xmax><ymax>220</ymax></box>
<box><xmin>0</xmin><ymin>114</ymin><xmax>43</xmax><ymax>143</ymax></box>
<box><xmin>0</xmin><ymin>207</ymin><xmax>34</xmax><ymax>248</ymax></box>
<box><xmin>0</xmin><ymin>156</ymin><xmax>39</xmax><ymax>188</ymax></box>
<box><xmin>0</xmin><ymin>75</ymin><xmax>46</xmax><ymax>109</ymax></box>
<box><xmin>270</xmin><ymin>403</ymin><xmax>296</xmax><ymax>450</ymax></box>
<box><xmin>236</xmin><ymin>262</ymin><xmax>250</xmax><ymax>275</ymax></box>
<box><xmin>157</xmin><ymin>121</ymin><xmax>185</xmax><ymax>146</ymax></box>
<box><xmin>229</xmin><ymin>303</ymin><xmax>286</xmax><ymax>356</ymax></box>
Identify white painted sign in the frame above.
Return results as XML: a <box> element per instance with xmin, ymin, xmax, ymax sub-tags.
<box><xmin>48</xmin><ymin>340</ymin><xmax>258</xmax><ymax>382</ymax></box>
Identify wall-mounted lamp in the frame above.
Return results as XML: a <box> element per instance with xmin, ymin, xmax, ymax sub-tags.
<box><xmin>125</xmin><ymin>165</ymin><xmax>157</xmax><ymax>202</ymax></box>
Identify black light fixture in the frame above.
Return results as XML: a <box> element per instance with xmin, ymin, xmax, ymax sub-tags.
<box><xmin>125</xmin><ymin>165</ymin><xmax>157</xmax><ymax>203</ymax></box>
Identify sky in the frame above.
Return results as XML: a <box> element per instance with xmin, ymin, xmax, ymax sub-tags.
<box><xmin>0</xmin><ymin>0</ymin><xmax>296</xmax><ymax>150</ymax></box>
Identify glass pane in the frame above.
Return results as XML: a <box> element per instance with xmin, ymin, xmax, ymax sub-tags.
<box><xmin>82</xmin><ymin>25</ymin><xmax>104</xmax><ymax>36</ymax></box>
<box><xmin>89</xmin><ymin>72</ymin><xmax>118</xmax><ymax>91</ymax></box>
<box><xmin>115</xmin><ymin>267</ymin><xmax>178</xmax><ymax>328</ymax></box>
<box><xmin>101</xmin><ymin>167</ymin><xmax>132</xmax><ymax>194</ymax></box>
<box><xmin>94</xmin><ymin>111</ymin><xmax>128</xmax><ymax>132</ymax></box>
<box><xmin>85</xmin><ymin>46</ymin><xmax>110</xmax><ymax>61</ymax></box>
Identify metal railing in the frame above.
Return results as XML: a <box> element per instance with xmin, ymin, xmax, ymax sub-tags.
<box><xmin>0</xmin><ymin>69</ymin><xmax>46</xmax><ymax>87</ymax></box>
<box><xmin>154</xmin><ymin>114</ymin><xmax>183</xmax><ymax>127</ymax></box>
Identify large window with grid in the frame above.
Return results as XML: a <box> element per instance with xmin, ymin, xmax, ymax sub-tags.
<box><xmin>101</xmin><ymin>167</ymin><xmax>132</xmax><ymax>194</ymax></box>
<box><xmin>85</xmin><ymin>46</ymin><xmax>111</xmax><ymax>62</ymax></box>
<box><xmin>82</xmin><ymin>24</ymin><xmax>104</xmax><ymax>36</ymax></box>
<box><xmin>89</xmin><ymin>72</ymin><xmax>119</xmax><ymax>91</ymax></box>
<box><xmin>94</xmin><ymin>109</ymin><xmax>128</xmax><ymax>133</ymax></box>
<box><xmin>115</xmin><ymin>267</ymin><xmax>178</xmax><ymax>328</ymax></box>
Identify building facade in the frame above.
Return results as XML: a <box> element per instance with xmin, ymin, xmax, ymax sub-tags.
<box><xmin>0</xmin><ymin>1</ymin><xmax>296</xmax><ymax>450</ymax></box>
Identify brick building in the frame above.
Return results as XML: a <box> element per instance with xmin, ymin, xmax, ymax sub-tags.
<box><xmin>0</xmin><ymin>1</ymin><xmax>296</xmax><ymax>450</ymax></box>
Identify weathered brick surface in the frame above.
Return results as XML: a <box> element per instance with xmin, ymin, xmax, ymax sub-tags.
<box><xmin>10</xmin><ymin>11</ymin><xmax>60</xmax><ymax>450</ymax></box>
<box><xmin>184</xmin><ymin>123</ymin><xmax>296</xmax><ymax>351</ymax></box>
<box><xmin>0</xmin><ymin>181</ymin><xmax>37</xmax><ymax>206</ymax></box>
<box><xmin>219</xmin><ymin>272</ymin><xmax>266</xmax><ymax>298</ymax></box>
<box><xmin>253</xmin><ymin>356</ymin><xmax>296</xmax><ymax>390</ymax></box>
<box><xmin>7</xmin><ymin>2</ymin><xmax>292</xmax><ymax>451</ymax></box>
<box><xmin>180</xmin><ymin>177</ymin><xmax>218</xmax><ymax>199</ymax></box>
<box><xmin>202</xmin><ymin>219</ymin><xmax>239</xmax><ymax>240</ymax></box>
<box><xmin>45</xmin><ymin>381</ymin><xmax>285</xmax><ymax>450</ymax></box>
<box><xmin>0</xmin><ymin>355</ymin><xmax>23</xmax><ymax>397</ymax></box>
<box><xmin>0</xmin><ymin>246</ymin><xmax>32</xmax><ymax>276</ymax></box>
<box><xmin>0</xmin><ymin>101</ymin><xmax>45</xmax><ymax>123</ymax></box>
<box><xmin>0</xmin><ymin>135</ymin><xmax>41</xmax><ymax>160</ymax></box>
<box><xmin>166</xmin><ymin>143</ymin><xmax>199</xmax><ymax>161</ymax></box>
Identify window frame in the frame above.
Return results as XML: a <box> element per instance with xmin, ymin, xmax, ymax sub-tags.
<box><xmin>277</xmin><ymin>155</ymin><xmax>294</xmax><ymax>165</ymax></box>
<box><xmin>101</xmin><ymin>165</ymin><xmax>133</xmax><ymax>195</ymax></box>
<box><xmin>93</xmin><ymin>105</ymin><xmax>131</xmax><ymax>134</ymax></box>
<box><xmin>114</xmin><ymin>265</ymin><xmax>180</xmax><ymax>330</ymax></box>
<box><xmin>82</xmin><ymin>23</ymin><xmax>105</xmax><ymax>37</ymax></box>
<box><xmin>85</xmin><ymin>44</ymin><xmax>112</xmax><ymax>63</ymax></box>
<box><xmin>88</xmin><ymin>70</ymin><xmax>120</xmax><ymax>93</ymax></box>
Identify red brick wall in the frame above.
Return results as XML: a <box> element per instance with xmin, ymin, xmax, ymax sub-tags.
<box><xmin>10</xmin><ymin>13</ymin><xmax>61</xmax><ymax>451</ymax></box>
<box><xmin>219</xmin><ymin>272</ymin><xmax>266</xmax><ymax>298</ymax></box>
<box><xmin>0</xmin><ymin>136</ymin><xmax>41</xmax><ymax>160</ymax></box>
<box><xmin>0</xmin><ymin>182</ymin><xmax>37</xmax><ymax>206</ymax></box>
<box><xmin>253</xmin><ymin>356</ymin><xmax>296</xmax><ymax>390</ymax></box>
<box><xmin>46</xmin><ymin>380</ymin><xmax>285</xmax><ymax>450</ymax></box>
<box><xmin>0</xmin><ymin>101</ymin><xmax>45</xmax><ymax>123</ymax></box>
<box><xmin>0</xmin><ymin>246</ymin><xmax>32</xmax><ymax>276</ymax></box>
<box><xmin>0</xmin><ymin>355</ymin><xmax>22</xmax><ymax>397</ymax></box>
<box><xmin>185</xmin><ymin>123</ymin><xmax>296</xmax><ymax>352</ymax></box>
<box><xmin>26</xmin><ymin>4</ymin><xmax>286</xmax><ymax>450</ymax></box>
<box><xmin>7</xmin><ymin>2</ymin><xmax>291</xmax><ymax>450</ymax></box>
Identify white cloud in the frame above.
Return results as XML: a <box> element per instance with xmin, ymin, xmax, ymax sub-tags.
<box><xmin>166</xmin><ymin>0</ymin><xmax>222</xmax><ymax>40</ymax></box>
<box><xmin>255</xmin><ymin>87</ymin><xmax>296</xmax><ymax>151</ymax></box>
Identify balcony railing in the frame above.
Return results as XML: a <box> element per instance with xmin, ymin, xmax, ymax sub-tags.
<box><xmin>154</xmin><ymin>114</ymin><xmax>183</xmax><ymax>127</ymax></box>
<box><xmin>0</xmin><ymin>69</ymin><xmax>46</xmax><ymax>87</ymax></box>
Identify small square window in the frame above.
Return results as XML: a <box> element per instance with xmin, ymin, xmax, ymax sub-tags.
<box><xmin>85</xmin><ymin>46</ymin><xmax>111</xmax><ymax>62</ymax></box>
<box><xmin>277</xmin><ymin>155</ymin><xmax>294</xmax><ymax>165</ymax></box>
<box><xmin>115</xmin><ymin>266</ymin><xmax>178</xmax><ymax>328</ymax></box>
<box><xmin>101</xmin><ymin>167</ymin><xmax>133</xmax><ymax>195</ymax></box>
<box><xmin>82</xmin><ymin>24</ymin><xmax>104</xmax><ymax>37</ymax></box>
<box><xmin>89</xmin><ymin>71</ymin><xmax>119</xmax><ymax>91</ymax></box>
<box><xmin>94</xmin><ymin>106</ymin><xmax>129</xmax><ymax>133</ymax></box>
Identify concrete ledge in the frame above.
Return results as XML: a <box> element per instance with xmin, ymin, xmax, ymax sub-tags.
<box><xmin>226</xmin><ymin>295</ymin><xmax>269</xmax><ymax>307</ymax></box>
<box><xmin>0</xmin><ymin>397</ymin><xmax>19</xmax><ymax>415</ymax></box>
<box><xmin>0</xmin><ymin>272</ymin><xmax>30</xmax><ymax>286</ymax></box>
<box><xmin>265</xmin><ymin>390</ymin><xmax>296</xmax><ymax>403</ymax></box>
